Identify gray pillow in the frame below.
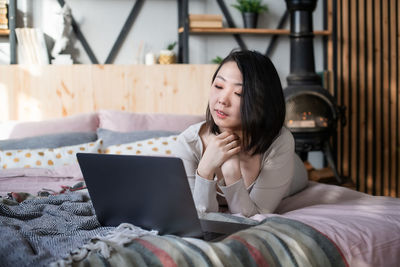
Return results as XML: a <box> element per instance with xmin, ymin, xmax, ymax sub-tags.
<box><xmin>97</xmin><ymin>128</ymin><xmax>178</xmax><ymax>148</ymax></box>
<box><xmin>0</xmin><ymin>132</ymin><xmax>97</xmax><ymax>150</ymax></box>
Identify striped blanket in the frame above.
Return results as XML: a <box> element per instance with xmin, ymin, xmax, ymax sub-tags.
<box><xmin>53</xmin><ymin>217</ymin><xmax>347</xmax><ymax>267</ymax></box>
<box><xmin>0</xmin><ymin>191</ymin><xmax>347</xmax><ymax>267</ymax></box>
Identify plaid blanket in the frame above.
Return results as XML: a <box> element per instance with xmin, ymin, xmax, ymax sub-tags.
<box><xmin>52</xmin><ymin>216</ymin><xmax>347</xmax><ymax>267</ymax></box>
<box><xmin>0</xmin><ymin>191</ymin><xmax>347</xmax><ymax>267</ymax></box>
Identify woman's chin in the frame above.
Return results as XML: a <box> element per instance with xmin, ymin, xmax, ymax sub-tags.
<box><xmin>212</xmin><ymin>115</ymin><xmax>240</xmax><ymax>132</ymax></box>
<box><xmin>215</xmin><ymin>123</ymin><xmax>240</xmax><ymax>133</ymax></box>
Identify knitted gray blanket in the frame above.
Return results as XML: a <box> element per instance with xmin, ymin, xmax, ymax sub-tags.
<box><xmin>0</xmin><ymin>191</ymin><xmax>256</xmax><ymax>266</ymax></box>
<box><xmin>0</xmin><ymin>192</ymin><xmax>114</xmax><ymax>267</ymax></box>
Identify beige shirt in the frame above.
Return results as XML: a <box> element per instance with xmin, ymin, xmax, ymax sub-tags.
<box><xmin>174</xmin><ymin>121</ymin><xmax>308</xmax><ymax>217</ymax></box>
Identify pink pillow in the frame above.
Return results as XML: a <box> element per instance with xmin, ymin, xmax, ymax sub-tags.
<box><xmin>9</xmin><ymin>113</ymin><xmax>99</xmax><ymax>139</ymax></box>
<box><xmin>98</xmin><ymin>110</ymin><xmax>204</xmax><ymax>132</ymax></box>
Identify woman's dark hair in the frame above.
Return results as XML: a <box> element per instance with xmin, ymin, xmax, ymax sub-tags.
<box><xmin>206</xmin><ymin>50</ymin><xmax>286</xmax><ymax>155</ymax></box>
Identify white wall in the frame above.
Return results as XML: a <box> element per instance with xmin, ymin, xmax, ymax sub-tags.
<box><xmin>8</xmin><ymin>0</ymin><xmax>325</xmax><ymax>87</ymax></box>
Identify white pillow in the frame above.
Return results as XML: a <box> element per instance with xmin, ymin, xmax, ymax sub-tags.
<box><xmin>0</xmin><ymin>121</ymin><xmax>19</xmax><ymax>140</ymax></box>
<box><xmin>0</xmin><ymin>139</ymin><xmax>102</xmax><ymax>169</ymax></box>
<box><xmin>103</xmin><ymin>135</ymin><xmax>178</xmax><ymax>156</ymax></box>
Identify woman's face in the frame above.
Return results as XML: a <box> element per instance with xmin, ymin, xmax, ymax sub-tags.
<box><xmin>209</xmin><ymin>61</ymin><xmax>243</xmax><ymax>133</ymax></box>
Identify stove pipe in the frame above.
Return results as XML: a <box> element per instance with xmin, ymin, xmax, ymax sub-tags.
<box><xmin>285</xmin><ymin>0</ymin><xmax>321</xmax><ymax>86</ymax></box>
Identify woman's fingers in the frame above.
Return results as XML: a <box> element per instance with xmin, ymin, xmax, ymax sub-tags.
<box><xmin>217</xmin><ymin>132</ymin><xmax>239</xmax><ymax>144</ymax></box>
<box><xmin>226</xmin><ymin>140</ymin><xmax>240</xmax><ymax>150</ymax></box>
<box><xmin>213</xmin><ymin>132</ymin><xmax>241</xmax><ymax>154</ymax></box>
<box><xmin>226</xmin><ymin>134</ymin><xmax>239</xmax><ymax>144</ymax></box>
<box><xmin>216</xmin><ymin>131</ymin><xmax>231</xmax><ymax>139</ymax></box>
<box><xmin>227</xmin><ymin>145</ymin><xmax>241</xmax><ymax>156</ymax></box>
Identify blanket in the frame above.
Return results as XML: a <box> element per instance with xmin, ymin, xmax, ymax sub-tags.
<box><xmin>51</xmin><ymin>217</ymin><xmax>347</xmax><ymax>267</ymax></box>
<box><xmin>0</xmin><ymin>192</ymin><xmax>113</xmax><ymax>267</ymax></box>
<box><xmin>0</xmin><ymin>191</ymin><xmax>347</xmax><ymax>267</ymax></box>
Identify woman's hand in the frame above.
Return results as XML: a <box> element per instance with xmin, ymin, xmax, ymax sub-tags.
<box><xmin>197</xmin><ymin>131</ymin><xmax>241</xmax><ymax>180</ymax></box>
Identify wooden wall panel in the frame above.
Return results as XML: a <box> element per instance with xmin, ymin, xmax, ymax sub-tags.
<box><xmin>0</xmin><ymin>65</ymin><xmax>217</xmax><ymax>121</ymax></box>
<box><xmin>382</xmin><ymin>0</ymin><xmax>389</xmax><ymax>196</ymax></box>
<box><xmin>337</xmin><ymin>0</ymin><xmax>343</xmax><ymax>178</ymax></box>
<box><xmin>342</xmin><ymin>0</ymin><xmax>350</xmax><ymax>180</ymax></box>
<box><xmin>392</xmin><ymin>0</ymin><xmax>399</xmax><ymax>198</ymax></box>
<box><xmin>358</xmin><ymin>0</ymin><xmax>366</xmax><ymax>193</ymax></box>
<box><xmin>390</xmin><ymin>0</ymin><xmax>398</xmax><ymax>198</ymax></box>
<box><xmin>366</xmin><ymin>0</ymin><xmax>374</xmax><ymax>195</ymax></box>
<box><xmin>374</xmin><ymin>0</ymin><xmax>382</xmax><ymax>196</ymax></box>
<box><xmin>333</xmin><ymin>0</ymin><xmax>400</xmax><ymax>197</ymax></box>
<box><xmin>348</xmin><ymin>0</ymin><xmax>360</xmax><ymax>191</ymax></box>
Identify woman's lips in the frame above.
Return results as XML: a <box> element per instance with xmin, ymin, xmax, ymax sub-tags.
<box><xmin>215</xmin><ymin>109</ymin><xmax>227</xmax><ymax>119</ymax></box>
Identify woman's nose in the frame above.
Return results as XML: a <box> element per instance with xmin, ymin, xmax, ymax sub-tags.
<box><xmin>218</xmin><ymin>92</ymin><xmax>230</xmax><ymax>105</ymax></box>
<box><xmin>218</xmin><ymin>98</ymin><xmax>228</xmax><ymax>105</ymax></box>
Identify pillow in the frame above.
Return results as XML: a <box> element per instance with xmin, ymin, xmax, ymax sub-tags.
<box><xmin>103</xmin><ymin>136</ymin><xmax>178</xmax><ymax>157</ymax></box>
<box><xmin>0</xmin><ymin>121</ymin><xmax>19</xmax><ymax>140</ymax></box>
<box><xmin>7</xmin><ymin>112</ymin><xmax>99</xmax><ymax>139</ymax></box>
<box><xmin>0</xmin><ymin>139</ymin><xmax>102</xmax><ymax>170</ymax></box>
<box><xmin>98</xmin><ymin>110</ymin><xmax>204</xmax><ymax>132</ymax></box>
<box><xmin>97</xmin><ymin>128</ymin><xmax>178</xmax><ymax>148</ymax></box>
<box><xmin>0</xmin><ymin>132</ymin><xmax>97</xmax><ymax>150</ymax></box>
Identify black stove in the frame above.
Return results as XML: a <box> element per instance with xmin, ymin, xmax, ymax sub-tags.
<box><xmin>283</xmin><ymin>0</ymin><xmax>344</xmax><ymax>183</ymax></box>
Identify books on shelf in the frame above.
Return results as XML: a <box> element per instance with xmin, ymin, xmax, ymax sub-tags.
<box><xmin>0</xmin><ymin>17</ymin><xmax>8</xmax><ymax>24</ymax></box>
<box><xmin>189</xmin><ymin>14</ymin><xmax>223</xmax><ymax>21</ymax></box>
<box><xmin>0</xmin><ymin>2</ymin><xmax>7</xmax><ymax>30</ymax></box>
<box><xmin>15</xmin><ymin>28</ymin><xmax>50</xmax><ymax>65</ymax></box>
<box><xmin>189</xmin><ymin>14</ymin><xmax>223</xmax><ymax>29</ymax></box>
<box><xmin>189</xmin><ymin>20</ymin><xmax>223</xmax><ymax>28</ymax></box>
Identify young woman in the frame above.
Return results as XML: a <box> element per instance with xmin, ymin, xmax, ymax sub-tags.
<box><xmin>174</xmin><ymin>50</ymin><xmax>308</xmax><ymax>217</ymax></box>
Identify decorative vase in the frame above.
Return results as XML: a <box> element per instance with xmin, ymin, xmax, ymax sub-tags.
<box><xmin>145</xmin><ymin>52</ymin><xmax>156</xmax><ymax>65</ymax></box>
<box><xmin>242</xmin><ymin>12</ymin><xmax>258</xmax><ymax>28</ymax></box>
<box><xmin>158</xmin><ymin>50</ymin><xmax>176</xmax><ymax>64</ymax></box>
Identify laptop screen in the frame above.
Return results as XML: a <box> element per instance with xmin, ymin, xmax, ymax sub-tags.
<box><xmin>77</xmin><ymin>153</ymin><xmax>203</xmax><ymax>237</ymax></box>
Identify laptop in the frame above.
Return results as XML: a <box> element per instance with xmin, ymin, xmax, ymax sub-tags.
<box><xmin>76</xmin><ymin>153</ymin><xmax>252</xmax><ymax>241</ymax></box>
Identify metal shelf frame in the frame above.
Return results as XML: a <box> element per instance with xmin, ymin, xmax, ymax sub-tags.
<box><xmin>177</xmin><ymin>0</ymin><xmax>330</xmax><ymax>64</ymax></box>
<box><xmin>8</xmin><ymin>0</ymin><xmax>16</xmax><ymax>64</ymax></box>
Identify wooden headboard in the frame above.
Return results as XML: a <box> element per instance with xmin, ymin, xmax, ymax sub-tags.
<box><xmin>0</xmin><ymin>64</ymin><xmax>217</xmax><ymax>121</ymax></box>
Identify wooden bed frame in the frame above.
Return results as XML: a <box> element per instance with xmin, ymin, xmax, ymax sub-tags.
<box><xmin>0</xmin><ymin>64</ymin><xmax>217</xmax><ymax>121</ymax></box>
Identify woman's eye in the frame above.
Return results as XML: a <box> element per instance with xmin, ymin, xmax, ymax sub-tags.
<box><xmin>215</xmin><ymin>85</ymin><xmax>223</xmax><ymax>89</ymax></box>
<box><xmin>235</xmin><ymin>92</ymin><xmax>242</xmax><ymax>97</ymax></box>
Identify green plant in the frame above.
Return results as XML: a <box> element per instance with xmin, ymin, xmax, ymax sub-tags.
<box><xmin>232</xmin><ymin>0</ymin><xmax>268</xmax><ymax>13</ymax></box>
<box><xmin>167</xmin><ymin>41</ymin><xmax>177</xmax><ymax>51</ymax></box>
<box><xmin>211</xmin><ymin>56</ymin><xmax>223</xmax><ymax>64</ymax></box>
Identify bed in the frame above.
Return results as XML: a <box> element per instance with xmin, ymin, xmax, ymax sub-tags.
<box><xmin>1</xmin><ymin>110</ymin><xmax>399</xmax><ymax>267</ymax></box>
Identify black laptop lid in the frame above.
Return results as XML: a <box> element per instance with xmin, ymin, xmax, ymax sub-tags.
<box><xmin>77</xmin><ymin>153</ymin><xmax>203</xmax><ymax>238</ymax></box>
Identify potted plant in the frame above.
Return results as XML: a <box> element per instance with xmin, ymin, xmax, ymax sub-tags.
<box><xmin>211</xmin><ymin>56</ymin><xmax>223</xmax><ymax>64</ymax></box>
<box><xmin>232</xmin><ymin>0</ymin><xmax>268</xmax><ymax>29</ymax></box>
<box><xmin>159</xmin><ymin>42</ymin><xmax>177</xmax><ymax>64</ymax></box>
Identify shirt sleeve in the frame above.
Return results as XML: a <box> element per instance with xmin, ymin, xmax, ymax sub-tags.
<box><xmin>219</xmin><ymin>128</ymin><xmax>295</xmax><ymax>217</ymax></box>
<box><xmin>193</xmin><ymin>173</ymin><xmax>219</xmax><ymax>213</ymax></box>
<box><xmin>173</xmin><ymin>126</ymin><xmax>219</xmax><ymax>213</ymax></box>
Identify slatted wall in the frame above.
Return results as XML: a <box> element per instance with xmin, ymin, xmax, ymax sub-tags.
<box><xmin>331</xmin><ymin>0</ymin><xmax>399</xmax><ymax>197</ymax></box>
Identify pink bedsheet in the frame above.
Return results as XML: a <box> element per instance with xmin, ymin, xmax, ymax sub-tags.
<box><xmin>249</xmin><ymin>182</ymin><xmax>400</xmax><ymax>267</ymax></box>
<box><xmin>0</xmin><ymin>163</ymin><xmax>84</xmax><ymax>196</ymax></box>
<box><xmin>1</xmin><ymin>168</ymin><xmax>399</xmax><ymax>267</ymax></box>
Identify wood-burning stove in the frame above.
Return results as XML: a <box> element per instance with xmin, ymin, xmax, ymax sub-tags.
<box><xmin>284</xmin><ymin>0</ymin><xmax>344</xmax><ymax>183</ymax></box>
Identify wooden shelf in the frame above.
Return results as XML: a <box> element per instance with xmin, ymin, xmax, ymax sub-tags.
<box><xmin>179</xmin><ymin>27</ymin><xmax>331</xmax><ymax>36</ymax></box>
<box><xmin>0</xmin><ymin>29</ymin><xmax>10</xmax><ymax>36</ymax></box>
